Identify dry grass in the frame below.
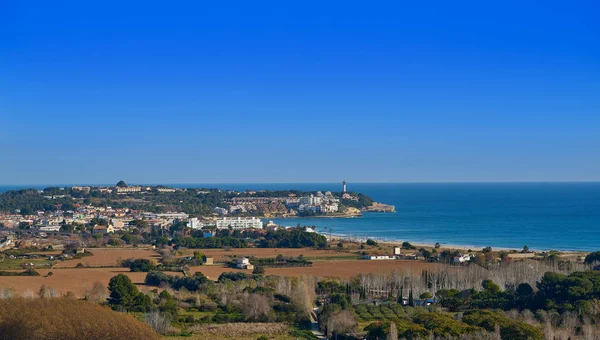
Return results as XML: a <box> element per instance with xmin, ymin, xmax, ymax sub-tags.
<box><xmin>0</xmin><ymin>297</ymin><xmax>160</xmax><ymax>340</ymax></box>
<box><xmin>54</xmin><ymin>248</ymin><xmax>160</xmax><ymax>268</ymax></box>
<box><xmin>187</xmin><ymin>322</ymin><xmax>290</xmax><ymax>339</ymax></box>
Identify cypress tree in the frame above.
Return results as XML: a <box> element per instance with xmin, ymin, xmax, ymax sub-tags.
<box><xmin>408</xmin><ymin>288</ymin><xmax>414</xmax><ymax>306</ymax></box>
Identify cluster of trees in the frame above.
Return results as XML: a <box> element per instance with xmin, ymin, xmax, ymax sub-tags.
<box><xmin>317</xmin><ymin>277</ymin><xmax>544</xmax><ymax>339</ymax></box>
<box><xmin>437</xmin><ymin>271</ymin><xmax>600</xmax><ymax>314</ymax></box>
<box><xmin>0</xmin><ymin>269</ymin><xmax>40</xmax><ymax>276</ymax></box>
<box><xmin>145</xmin><ymin>271</ymin><xmax>210</xmax><ymax>291</ymax></box>
<box><xmin>339</xmin><ymin>193</ymin><xmax>374</xmax><ymax>210</ymax></box>
<box><xmin>107</xmin><ymin>274</ymin><xmax>154</xmax><ymax>312</ymax></box>
<box><xmin>121</xmin><ymin>258</ymin><xmax>156</xmax><ymax>272</ymax></box>
<box><xmin>172</xmin><ymin>236</ymin><xmax>248</xmax><ymax>249</ymax></box>
<box><xmin>252</xmin><ymin>255</ymin><xmax>313</xmax><ymax>268</ymax></box>
<box><xmin>0</xmin><ymin>188</ymin><xmax>75</xmax><ymax>214</ymax></box>
<box><xmin>258</xmin><ymin>228</ymin><xmax>328</xmax><ymax>248</ymax></box>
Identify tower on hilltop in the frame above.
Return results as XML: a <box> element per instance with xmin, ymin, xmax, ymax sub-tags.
<box><xmin>343</xmin><ymin>180</ymin><xmax>347</xmax><ymax>193</ymax></box>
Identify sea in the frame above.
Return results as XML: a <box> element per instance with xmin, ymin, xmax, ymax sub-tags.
<box><xmin>1</xmin><ymin>183</ymin><xmax>599</xmax><ymax>251</ymax></box>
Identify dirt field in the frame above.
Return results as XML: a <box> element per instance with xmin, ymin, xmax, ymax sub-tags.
<box><xmin>0</xmin><ymin>268</ymin><xmax>147</xmax><ymax>297</ymax></box>
<box><xmin>182</xmin><ymin>248</ymin><xmax>357</xmax><ymax>261</ymax></box>
<box><xmin>190</xmin><ymin>259</ymin><xmax>442</xmax><ymax>280</ymax></box>
<box><xmin>54</xmin><ymin>248</ymin><xmax>161</xmax><ymax>268</ymax></box>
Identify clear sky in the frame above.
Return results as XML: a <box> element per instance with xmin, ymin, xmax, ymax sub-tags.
<box><xmin>1</xmin><ymin>1</ymin><xmax>599</xmax><ymax>185</ymax></box>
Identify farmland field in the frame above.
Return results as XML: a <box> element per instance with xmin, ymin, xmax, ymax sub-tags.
<box><xmin>54</xmin><ymin>248</ymin><xmax>160</xmax><ymax>268</ymax></box>
<box><xmin>181</xmin><ymin>247</ymin><xmax>357</xmax><ymax>261</ymax></box>
<box><xmin>189</xmin><ymin>259</ymin><xmax>442</xmax><ymax>280</ymax></box>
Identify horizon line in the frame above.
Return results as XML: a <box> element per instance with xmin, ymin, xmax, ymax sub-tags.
<box><xmin>2</xmin><ymin>180</ymin><xmax>600</xmax><ymax>187</ymax></box>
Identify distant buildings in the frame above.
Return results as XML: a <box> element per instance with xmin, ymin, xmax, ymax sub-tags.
<box><xmin>363</xmin><ymin>255</ymin><xmax>393</xmax><ymax>260</ymax></box>
<box><xmin>216</xmin><ymin>217</ymin><xmax>262</xmax><ymax>229</ymax></box>
<box><xmin>115</xmin><ymin>186</ymin><xmax>142</xmax><ymax>193</ymax></box>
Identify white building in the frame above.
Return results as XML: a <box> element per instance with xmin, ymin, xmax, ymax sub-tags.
<box><xmin>363</xmin><ymin>255</ymin><xmax>393</xmax><ymax>260</ymax></box>
<box><xmin>115</xmin><ymin>186</ymin><xmax>142</xmax><ymax>193</ymax></box>
<box><xmin>216</xmin><ymin>217</ymin><xmax>263</xmax><ymax>229</ymax></box>
<box><xmin>143</xmin><ymin>212</ymin><xmax>189</xmax><ymax>220</ymax></box>
<box><xmin>187</xmin><ymin>217</ymin><xmax>203</xmax><ymax>230</ymax></box>
<box><xmin>300</xmin><ymin>195</ymin><xmax>323</xmax><ymax>206</ymax></box>
<box><xmin>39</xmin><ymin>225</ymin><xmax>61</xmax><ymax>232</ymax></box>
<box><xmin>236</xmin><ymin>257</ymin><xmax>254</xmax><ymax>270</ymax></box>
<box><xmin>453</xmin><ymin>254</ymin><xmax>473</xmax><ymax>263</ymax></box>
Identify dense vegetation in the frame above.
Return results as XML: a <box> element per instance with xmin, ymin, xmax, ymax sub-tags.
<box><xmin>258</xmin><ymin>229</ymin><xmax>328</xmax><ymax>248</ymax></box>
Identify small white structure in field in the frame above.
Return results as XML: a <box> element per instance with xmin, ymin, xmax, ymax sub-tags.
<box><xmin>393</xmin><ymin>246</ymin><xmax>401</xmax><ymax>255</ymax></box>
<box><xmin>453</xmin><ymin>254</ymin><xmax>473</xmax><ymax>263</ymax></box>
<box><xmin>363</xmin><ymin>255</ymin><xmax>393</xmax><ymax>260</ymax></box>
<box><xmin>236</xmin><ymin>257</ymin><xmax>254</xmax><ymax>270</ymax></box>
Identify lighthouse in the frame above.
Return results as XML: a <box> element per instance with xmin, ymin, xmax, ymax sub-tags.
<box><xmin>343</xmin><ymin>180</ymin><xmax>347</xmax><ymax>193</ymax></box>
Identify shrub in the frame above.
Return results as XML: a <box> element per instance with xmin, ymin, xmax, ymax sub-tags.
<box><xmin>366</xmin><ymin>239</ymin><xmax>378</xmax><ymax>246</ymax></box>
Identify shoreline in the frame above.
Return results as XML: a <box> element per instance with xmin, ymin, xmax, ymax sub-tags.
<box><xmin>322</xmin><ymin>233</ymin><xmax>589</xmax><ymax>255</ymax></box>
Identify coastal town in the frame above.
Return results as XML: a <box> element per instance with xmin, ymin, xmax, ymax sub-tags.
<box><xmin>0</xmin><ymin>182</ymin><xmax>595</xmax><ymax>340</ymax></box>
<box><xmin>0</xmin><ymin>180</ymin><xmax>394</xmax><ymax>236</ymax></box>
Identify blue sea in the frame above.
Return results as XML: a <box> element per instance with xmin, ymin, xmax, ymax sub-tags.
<box><xmin>2</xmin><ymin>183</ymin><xmax>599</xmax><ymax>251</ymax></box>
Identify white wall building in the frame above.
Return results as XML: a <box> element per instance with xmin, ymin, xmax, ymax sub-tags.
<box><xmin>187</xmin><ymin>217</ymin><xmax>203</xmax><ymax>229</ymax></box>
<box><xmin>216</xmin><ymin>217</ymin><xmax>263</xmax><ymax>229</ymax></box>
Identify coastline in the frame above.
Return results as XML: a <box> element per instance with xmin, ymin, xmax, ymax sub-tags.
<box><xmin>322</xmin><ymin>233</ymin><xmax>589</xmax><ymax>255</ymax></box>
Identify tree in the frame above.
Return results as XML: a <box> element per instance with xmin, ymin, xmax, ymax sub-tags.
<box><xmin>253</xmin><ymin>266</ymin><xmax>265</xmax><ymax>275</ymax></box>
<box><xmin>522</xmin><ymin>245</ymin><xmax>530</xmax><ymax>253</ymax></box>
<box><xmin>193</xmin><ymin>251</ymin><xmax>206</xmax><ymax>263</ymax></box>
<box><xmin>420</xmin><ymin>292</ymin><xmax>433</xmax><ymax>300</ymax></box>
<box><xmin>326</xmin><ymin>310</ymin><xmax>357</xmax><ymax>338</ymax></box>
<box><xmin>435</xmin><ymin>242</ymin><xmax>441</xmax><ymax>249</ymax></box>
<box><xmin>584</xmin><ymin>251</ymin><xmax>600</xmax><ymax>264</ymax></box>
<box><xmin>241</xmin><ymin>294</ymin><xmax>271</xmax><ymax>320</ymax></box>
<box><xmin>366</xmin><ymin>239</ymin><xmax>378</xmax><ymax>246</ymax></box>
<box><xmin>108</xmin><ymin>274</ymin><xmax>139</xmax><ymax>309</ymax></box>
<box><xmin>387</xmin><ymin>322</ymin><xmax>398</xmax><ymax>340</ymax></box>
<box><xmin>402</xmin><ymin>241</ymin><xmax>416</xmax><ymax>250</ymax></box>
<box><xmin>116</xmin><ymin>181</ymin><xmax>128</xmax><ymax>188</ymax></box>
<box><xmin>408</xmin><ymin>288</ymin><xmax>414</xmax><ymax>306</ymax></box>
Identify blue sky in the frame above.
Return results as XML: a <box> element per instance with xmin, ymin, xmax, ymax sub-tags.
<box><xmin>1</xmin><ymin>0</ymin><xmax>599</xmax><ymax>184</ymax></box>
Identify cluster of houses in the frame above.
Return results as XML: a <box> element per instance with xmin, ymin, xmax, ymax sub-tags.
<box><xmin>363</xmin><ymin>246</ymin><xmax>475</xmax><ymax>264</ymax></box>
<box><xmin>221</xmin><ymin>191</ymin><xmax>342</xmax><ymax>215</ymax></box>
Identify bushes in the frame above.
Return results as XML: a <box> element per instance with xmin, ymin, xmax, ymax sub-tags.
<box><xmin>258</xmin><ymin>228</ymin><xmax>328</xmax><ymax>249</ymax></box>
<box><xmin>0</xmin><ymin>297</ymin><xmax>160</xmax><ymax>339</ymax></box>
<box><xmin>218</xmin><ymin>271</ymin><xmax>252</xmax><ymax>282</ymax></box>
<box><xmin>0</xmin><ymin>269</ymin><xmax>40</xmax><ymax>276</ymax></box>
<box><xmin>145</xmin><ymin>271</ymin><xmax>210</xmax><ymax>291</ymax></box>
<box><xmin>121</xmin><ymin>258</ymin><xmax>156</xmax><ymax>272</ymax></box>
<box><xmin>366</xmin><ymin>239</ymin><xmax>378</xmax><ymax>246</ymax></box>
<box><xmin>413</xmin><ymin>312</ymin><xmax>482</xmax><ymax>338</ymax></box>
<box><xmin>462</xmin><ymin>310</ymin><xmax>543</xmax><ymax>340</ymax></box>
<box><xmin>172</xmin><ymin>236</ymin><xmax>248</xmax><ymax>249</ymax></box>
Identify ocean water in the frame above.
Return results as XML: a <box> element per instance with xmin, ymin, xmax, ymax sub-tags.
<box><xmin>2</xmin><ymin>183</ymin><xmax>599</xmax><ymax>251</ymax></box>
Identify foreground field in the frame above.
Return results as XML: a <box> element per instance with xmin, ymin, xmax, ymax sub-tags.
<box><xmin>54</xmin><ymin>248</ymin><xmax>160</xmax><ymax>268</ymax></box>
